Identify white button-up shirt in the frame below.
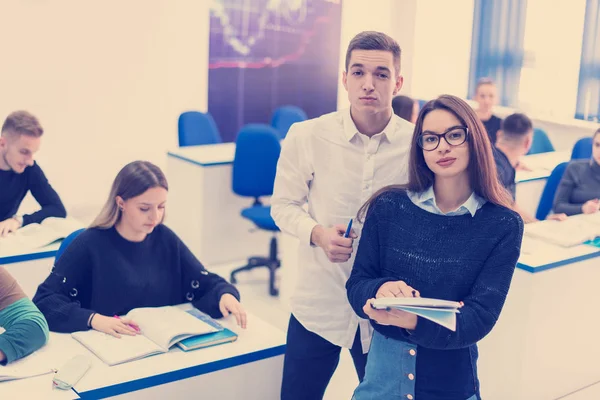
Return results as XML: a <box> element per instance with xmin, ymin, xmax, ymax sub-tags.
<box><xmin>271</xmin><ymin>108</ymin><xmax>414</xmax><ymax>350</ymax></box>
<box><xmin>407</xmin><ymin>186</ymin><xmax>486</xmax><ymax>217</ymax></box>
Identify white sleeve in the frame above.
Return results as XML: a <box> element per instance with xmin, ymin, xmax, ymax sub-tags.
<box><xmin>270</xmin><ymin>124</ymin><xmax>318</xmax><ymax>247</ymax></box>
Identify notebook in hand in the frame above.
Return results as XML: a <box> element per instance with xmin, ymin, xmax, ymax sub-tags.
<box><xmin>71</xmin><ymin>306</ymin><xmax>219</xmax><ymax>366</ymax></box>
<box><xmin>176</xmin><ymin>309</ymin><xmax>238</xmax><ymax>351</ymax></box>
<box><xmin>0</xmin><ymin>217</ymin><xmax>84</xmax><ymax>256</ymax></box>
<box><xmin>370</xmin><ymin>297</ymin><xmax>461</xmax><ymax>331</ymax></box>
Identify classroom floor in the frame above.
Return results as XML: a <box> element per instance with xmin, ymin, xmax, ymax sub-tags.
<box><xmin>208</xmin><ymin>260</ymin><xmax>600</xmax><ymax>400</ymax></box>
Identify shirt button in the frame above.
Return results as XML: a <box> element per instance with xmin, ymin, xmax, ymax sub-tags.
<box><xmin>366</xmin><ymin>154</ymin><xmax>371</xmax><ymax>161</ymax></box>
<box><xmin>407</xmin><ymin>395</ymin><xmax>414</xmax><ymax>400</ymax></box>
<box><xmin>408</xmin><ymin>373</ymin><xmax>415</xmax><ymax>380</ymax></box>
<box><xmin>409</xmin><ymin>349</ymin><xmax>416</xmax><ymax>356</ymax></box>
<box><xmin>364</xmin><ymin>184</ymin><xmax>370</xmax><ymax>190</ymax></box>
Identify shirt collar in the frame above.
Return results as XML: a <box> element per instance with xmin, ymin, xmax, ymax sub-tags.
<box><xmin>417</xmin><ymin>186</ymin><xmax>483</xmax><ymax>217</ymax></box>
<box><xmin>342</xmin><ymin>107</ymin><xmax>400</xmax><ymax>144</ymax></box>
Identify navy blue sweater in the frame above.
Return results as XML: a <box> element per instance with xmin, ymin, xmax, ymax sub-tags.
<box><xmin>33</xmin><ymin>224</ymin><xmax>240</xmax><ymax>333</ymax></box>
<box><xmin>0</xmin><ymin>162</ymin><xmax>66</xmax><ymax>226</ymax></box>
<box><xmin>346</xmin><ymin>190</ymin><xmax>523</xmax><ymax>400</ymax></box>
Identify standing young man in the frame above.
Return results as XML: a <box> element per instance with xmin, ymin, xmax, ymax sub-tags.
<box><xmin>271</xmin><ymin>31</ymin><xmax>414</xmax><ymax>399</ymax></box>
<box><xmin>0</xmin><ymin>111</ymin><xmax>66</xmax><ymax>237</ymax></box>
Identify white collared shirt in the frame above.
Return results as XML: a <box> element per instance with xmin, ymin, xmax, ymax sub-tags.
<box><xmin>271</xmin><ymin>108</ymin><xmax>414</xmax><ymax>351</ymax></box>
<box><xmin>407</xmin><ymin>186</ymin><xmax>486</xmax><ymax>217</ymax></box>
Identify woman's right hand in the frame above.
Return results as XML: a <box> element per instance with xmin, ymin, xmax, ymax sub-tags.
<box><xmin>90</xmin><ymin>314</ymin><xmax>140</xmax><ymax>338</ymax></box>
<box><xmin>582</xmin><ymin>199</ymin><xmax>600</xmax><ymax>215</ymax></box>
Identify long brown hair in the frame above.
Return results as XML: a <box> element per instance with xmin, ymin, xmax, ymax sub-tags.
<box><xmin>358</xmin><ymin>94</ymin><xmax>513</xmax><ymax>221</ymax></box>
<box><xmin>90</xmin><ymin>161</ymin><xmax>168</xmax><ymax>229</ymax></box>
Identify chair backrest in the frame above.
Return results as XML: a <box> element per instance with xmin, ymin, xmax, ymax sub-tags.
<box><xmin>571</xmin><ymin>137</ymin><xmax>593</xmax><ymax>160</ymax></box>
<box><xmin>55</xmin><ymin>229</ymin><xmax>85</xmax><ymax>261</ymax></box>
<box><xmin>535</xmin><ymin>162</ymin><xmax>568</xmax><ymax>220</ymax></box>
<box><xmin>232</xmin><ymin>124</ymin><xmax>281</xmax><ymax>199</ymax></box>
<box><xmin>178</xmin><ymin>111</ymin><xmax>222</xmax><ymax>147</ymax></box>
<box><xmin>270</xmin><ymin>106</ymin><xmax>308</xmax><ymax>139</ymax></box>
<box><xmin>527</xmin><ymin>128</ymin><xmax>555</xmax><ymax>155</ymax></box>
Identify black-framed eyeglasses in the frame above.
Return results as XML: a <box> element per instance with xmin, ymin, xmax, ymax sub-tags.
<box><xmin>417</xmin><ymin>126</ymin><xmax>469</xmax><ymax>151</ymax></box>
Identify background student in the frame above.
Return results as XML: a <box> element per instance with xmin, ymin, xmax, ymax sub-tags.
<box><xmin>271</xmin><ymin>31</ymin><xmax>414</xmax><ymax>399</ymax></box>
<box><xmin>346</xmin><ymin>95</ymin><xmax>523</xmax><ymax>400</ymax></box>
<box><xmin>0</xmin><ymin>266</ymin><xmax>49</xmax><ymax>365</ymax></box>
<box><xmin>33</xmin><ymin>161</ymin><xmax>245</xmax><ymax>337</ymax></box>
<box><xmin>553</xmin><ymin>128</ymin><xmax>600</xmax><ymax>216</ymax></box>
<box><xmin>392</xmin><ymin>94</ymin><xmax>419</xmax><ymax>123</ymax></box>
<box><xmin>0</xmin><ymin>111</ymin><xmax>66</xmax><ymax>237</ymax></box>
<box><xmin>473</xmin><ymin>77</ymin><xmax>502</xmax><ymax>145</ymax></box>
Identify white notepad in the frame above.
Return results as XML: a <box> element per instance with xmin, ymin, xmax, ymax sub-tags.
<box><xmin>0</xmin><ymin>217</ymin><xmax>84</xmax><ymax>256</ymax></box>
<box><xmin>524</xmin><ymin>214</ymin><xmax>600</xmax><ymax>247</ymax></box>
<box><xmin>71</xmin><ymin>306</ymin><xmax>219</xmax><ymax>366</ymax></box>
<box><xmin>370</xmin><ymin>297</ymin><xmax>462</xmax><ymax>331</ymax></box>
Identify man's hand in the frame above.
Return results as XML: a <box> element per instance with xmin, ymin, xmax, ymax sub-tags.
<box><xmin>0</xmin><ymin>218</ymin><xmax>20</xmax><ymax>238</ymax></box>
<box><xmin>582</xmin><ymin>199</ymin><xmax>600</xmax><ymax>215</ymax></box>
<box><xmin>546</xmin><ymin>213</ymin><xmax>568</xmax><ymax>221</ymax></box>
<box><xmin>311</xmin><ymin>224</ymin><xmax>357</xmax><ymax>263</ymax></box>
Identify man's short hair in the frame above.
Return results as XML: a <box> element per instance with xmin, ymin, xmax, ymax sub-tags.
<box><xmin>345</xmin><ymin>31</ymin><xmax>401</xmax><ymax>75</ymax></box>
<box><xmin>1</xmin><ymin>111</ymin><xmax>44</xmax><ymax>138</ymax></box>
<box><xmin>501</xmin><ymin>113</ymin><xmax>533</xmax><ymax>140</ymax></box>
<box><xmin>475</xmin><ymin>77</ymin><xmax>496</xmax><ymax>92</ymax></box>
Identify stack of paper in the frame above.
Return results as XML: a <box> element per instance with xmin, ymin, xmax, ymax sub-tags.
<box><xmin>371</xmin><ymin>297</ymin><xmax>461</xmax><ymax>331</ymax></box>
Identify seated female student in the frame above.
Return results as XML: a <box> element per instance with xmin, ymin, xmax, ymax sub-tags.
<box><xmin>346</xmin><ymin>95</ymin><xmax>523</xmax><ymax>400</ymax></box>
<box><xmin>0</xmin><ymin>266</ymin><xmax>49</xmax><ymax>364</ymax></box>
<box><xmin>392</xmin><ymin>95</ymin><xmax>419</xmax><ymax>123</ymax></box>
<box><xmin>33</xmin><ymin>161</ymin><xmax>246</xmax><ymax>337</ymax></box>
<box><xmin>553</xmin><ymin>128</ymin><xmax>600</xmax><ymax>216</ymax></box>
<box><xmin>473</xmin><ymin>77</ymin><xmax>502</xmax><ymax>145</ymax></box>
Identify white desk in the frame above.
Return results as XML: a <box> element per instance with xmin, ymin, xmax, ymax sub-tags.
<box><xmin>0</xmin><ymin>310</ymin><xmax>285</xmax><ymax>400</ymax></box>
<box><xmin>515</xmin><ymin>150</ymin><xmax>571</xmax><ymax>217</ymax></box>
<box><xmin>478</xmin><ymin>236</ymin><xmax>600</xmax><ymax>400</ymax></box>
<box><xmin>167</xmin><ymin>144</ymin><xmax>273</xmax><ymax>265</ymax></box>
<box><xmin>1</xmin><ymin>245</ymin><xmax>58</xmax><ymax>298</ymax></box>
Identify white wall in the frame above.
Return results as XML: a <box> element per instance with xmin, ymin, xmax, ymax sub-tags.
<box><xmin>2</xmin><ymin>1</ymin><xmax>210</xmax><ymax>215</ymax></box>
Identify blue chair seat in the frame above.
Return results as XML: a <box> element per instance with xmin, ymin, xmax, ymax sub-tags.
<box><xmin>241</xmin><ymin>206</ymin><xmax>279</xmax><ymax>231</ymax></box>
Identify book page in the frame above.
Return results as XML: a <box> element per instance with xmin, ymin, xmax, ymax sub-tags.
<box><xmin>524</xmin><ymin>215</ymin><xmax>600</xmax><ymax>247</ymax></box>
<box><xmin>0</xmin><ymin>217</ymin><xmax>84</xmax><ymax>256</ymax></box>
<box><xmin>126</xmin><ymin>306</ymin><xmax>218</xmax><ymax>350</ymax></box>
<box><xmin>372</xmin><ymin>297</ymin><xmax>461</xmax><ymax>310</ymax></box>
<box><xmin>397</xmin><ymin>306</ymin><xmax>458</xmax><ymax>331</ymax></box>
<box><xmin>71</xmin><ymin>330</ymin><xmax>163</xmax><ymax>366</ymax></box>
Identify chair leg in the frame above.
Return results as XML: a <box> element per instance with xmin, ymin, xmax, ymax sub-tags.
<box><xmin>230</xmin><ymin>236</ymin><xmax>281</xmax><ymax>296</ymax></box>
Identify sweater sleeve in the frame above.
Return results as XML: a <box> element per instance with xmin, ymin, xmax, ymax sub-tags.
<box><xmin>346</xmin><ymin>195</ymin><xmax>400</xmax><ymax>318</ymax></box>
<box><xmin>32</xmin><ymin>233</ymin><xmax>94</xmax><ymax>333</ymax></box>
<box><xmin>22</xmin><ymin>163</ymin><xmax>67</xmax><ymax>226</ymax></box>
<box><xmin>0</xmin><ymin>298</ymin><xmax>49</xmax><ymax>364</ymax></box>
<box><xmin>553</xmin><ymin>163</ymin><xmax>585</xmax><ymax>216</ymax></box>
<box><xmin>406</xmin><ymin>214</ymin><xmax>524</xmax><ymax>350</ymax></box>
<box><xmin>173</xmin><ymin>232</ymin><xmax>240</xmax><ymax>318</ymax></box>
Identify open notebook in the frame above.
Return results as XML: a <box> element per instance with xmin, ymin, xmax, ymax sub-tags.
<box><xmin>71</xmin><ymin>306</ymin><xmax>219</xmax><ymax>366</ymax></box>
<box><xmin>524</xmin><ymin>213</ymin><xmax>600</xmax><ymax>248</ymax></box>
<box><xmin>371</xmin><ymin>297</ymin><xmax>462</xmax><ymax>331</ymax></box>
<box><xmin>0</xmin><ymin>217</ymin><xmax>84</xmax><ymax>256</ymax></box>
<box><xmin>175</xmin><ymin>309</ymin><xmax>238</xmax><ymax>351</ymax></box>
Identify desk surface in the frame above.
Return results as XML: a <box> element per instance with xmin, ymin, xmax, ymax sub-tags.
<box><xmin>516</xmin><ymin>150</ymin><xmax>570</xmax><ymax>183</ymax></box>
<box><xmin>0</xmin><ymin>243</ymin><xmax>60</xmax><ymax>265</ymax></box>
<box><xmin>168</xmin><ymin>143</ymin><xmax>236</xmax><ymax>167</ymax></box>
<box><xmin>517</xmin><ymin>235</ymin><xmax>600</xmax><ymax>273</ymax></box>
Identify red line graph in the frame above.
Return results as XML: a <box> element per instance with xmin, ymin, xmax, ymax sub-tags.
<box><xmin>209</xmin><ymin>15</ymin><xmax>330</xmax><ymax>70</ymax></box>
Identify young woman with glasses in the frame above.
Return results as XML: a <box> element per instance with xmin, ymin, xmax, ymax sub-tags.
<box><xmin>346</xmin><ymin>95</ymin><xmax>523</xmax><ymax>400</ymax></box>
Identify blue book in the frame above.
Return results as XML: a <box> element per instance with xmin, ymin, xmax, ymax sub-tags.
<box><xmin>176</xmin><ymin>309</ymin><xmax>238</xmax><ymax>351</ymax></box>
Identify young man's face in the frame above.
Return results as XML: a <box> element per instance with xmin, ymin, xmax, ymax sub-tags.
<box><xmin>0</xmin><ymin>133</ymin><xmax>41</xmax><ymax>173</ymax></box>
<box><xmin>343</xmin><ymin>50</ymin><xmax>403</xmax><ymax>115</ymax></box>
<box><xmin>474</xmin><ymin>84</ymin><xmax>497</xmax><ymax>113</ymax></box>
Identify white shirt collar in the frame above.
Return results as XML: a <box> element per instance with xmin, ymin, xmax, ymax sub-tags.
<box><xmin>342</xmin><ymin>107</ymin><xmax>400</xmax><ymax>144</ymax></box>
<box><xmin>415</xmin><ymin>186</ymin><xmax>484</xmax><ymax>217</ymax></box>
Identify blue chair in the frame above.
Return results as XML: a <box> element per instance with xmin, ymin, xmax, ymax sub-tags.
<box><xmin>571</xmin><ymin>137</ymin><xmax>593</xmax><ymax>160</ymax></box>
<box><xmin>527</xmin><ymin>128</ymin><xmax>555</xmax><ymax>155</ymax></box>
<box><xmin>230</xmin><ymin>124</ymin><xmax>281</xmax><ymax>296</ymax></box>
<box><xmin>535</xmin><ymin>162</ymin><xmax>568</xmax><ymax>220</ymax></box>
<box><xmin>270</xmin><ymin>105</ymin><xmax>308</xmax><ymax>139</ymax></box>
<box><xmin>178</xmin><ymin>111</ymin><xmax>222</xmax><ymax>147</ymax></box>
<box><xmin>55</xmin><ymin>229</ymin><xmax>85</xmax><ymax>261</ymax></box>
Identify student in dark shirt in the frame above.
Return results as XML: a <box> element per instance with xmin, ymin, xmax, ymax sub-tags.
<box><xmin>553</xmin><ymin>128</ymin><xmax>600</xmax><ymax>216</ymax></box>
<box><xmin>392</xmin><ymin>95</ymin><xmax>419</xmax><ymax>123</ymax></box>
<box><xmin>33</xmin><ymin>161</ymin><xmax>246</xmax><ymax>337</ymax></box>
<box><xmin>346</xmin><ymin>95</ymin><xmax>523</xmax><ymax>400</ymax></box>
<box><xmin>473</xmin><ymin>77</ymin><xmax>502</xmax><ymax>144</ymax></box>
<box><xmin>0</xmin><ymin>111</ymin><xmax>66</xmax><ymax>237</ymax></box>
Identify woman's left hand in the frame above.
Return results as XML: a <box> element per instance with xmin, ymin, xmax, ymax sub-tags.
<box><xmin>219</xmin><ymin>293</ymin><xmax>247</xmax><ymax>329</ymax></box>
<box><xmin>363</xmin><ymin>298</ymin><xmax>418</xmax><ymax>330</ymax></box>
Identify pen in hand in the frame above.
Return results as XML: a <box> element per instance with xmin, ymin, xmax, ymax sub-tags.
<box><xmin>344</xmin><ymin>219</ymin><xmax>353</xmax><ymax>238</ymax></box>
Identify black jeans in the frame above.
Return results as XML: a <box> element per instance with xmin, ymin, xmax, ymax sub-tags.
<box><xmin>280</xmin><ymin>314</ymin><xmax>368</xmax><ymax>400</ymax></box>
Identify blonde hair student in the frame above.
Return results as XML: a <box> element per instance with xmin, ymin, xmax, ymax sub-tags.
<box><xmin>347</xmin><ymin>95</ymin><xmax>523</xmax><ymax>400</ymax></box>
<box><xmin>33</xmin><ymin>161</ymin><xmax>246</xmax><ymax>337</ymax></box>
